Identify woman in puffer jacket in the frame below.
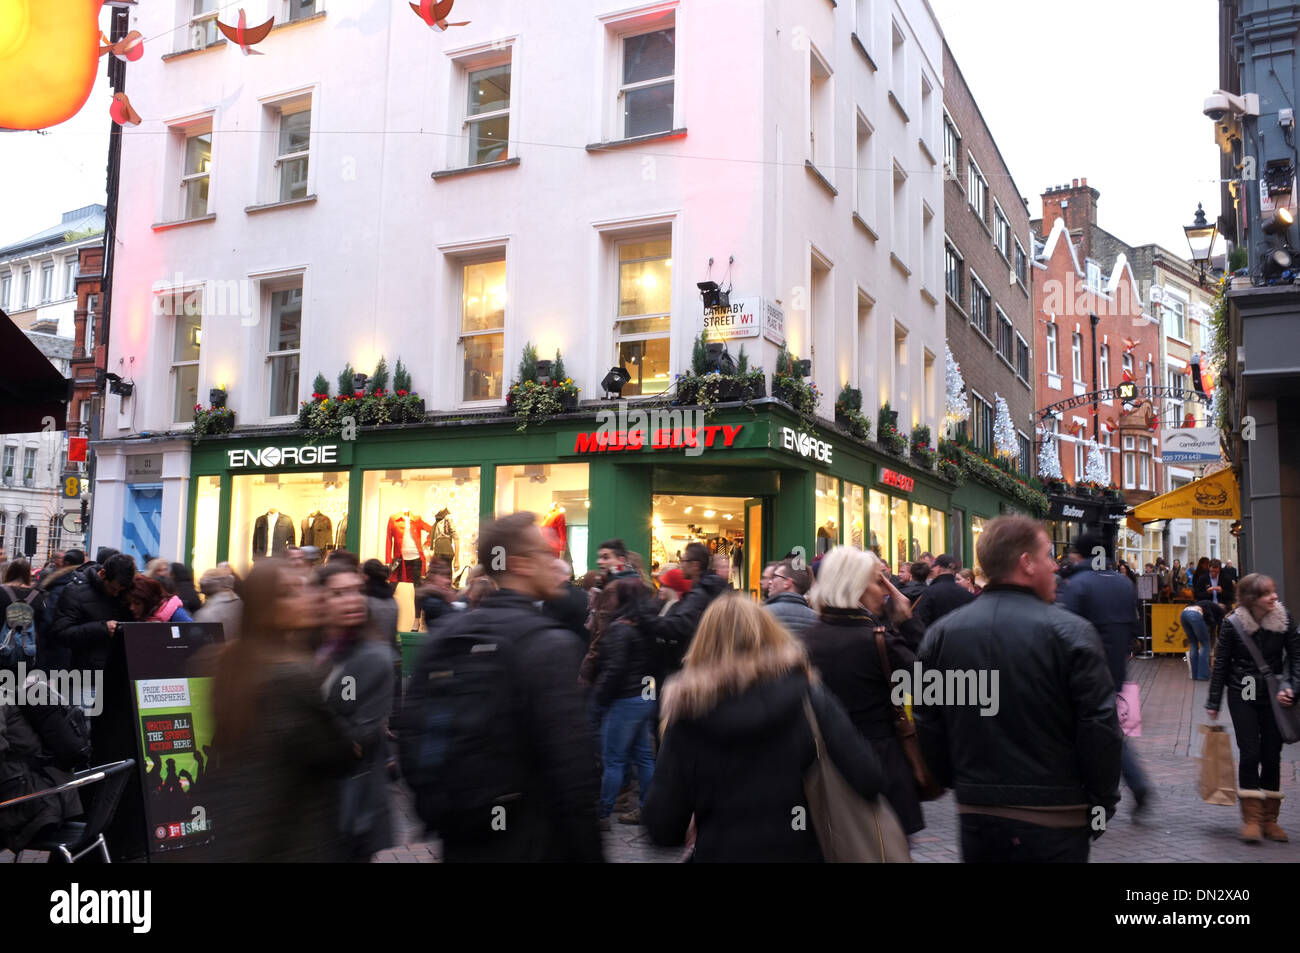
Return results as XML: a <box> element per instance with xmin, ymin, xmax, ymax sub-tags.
<box><xmin>1206</xmin><ymin>572</ymin><xmax>1300</xmax><ymax>843</ymax></box>
<box><xmin>127</xmin><ymin>574</ymin><xmax>194</xmax><ymax>623</ymax></box>
<box><xmin>643</xmin><ymin>594</ymin><xmax>885</xmax><ymax>861</ymax></box>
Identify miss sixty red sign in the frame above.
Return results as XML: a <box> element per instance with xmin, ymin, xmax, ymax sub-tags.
<box><xmin>573</xmin><ymin>425</ymin><xmax>744</xmax><ymax>453</ymax></box>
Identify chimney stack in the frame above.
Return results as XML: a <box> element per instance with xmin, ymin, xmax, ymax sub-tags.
<box><xmin>1040</xmin><ymin>178</ymin><xmax>1100</xmax><ymax>263</ymax></box>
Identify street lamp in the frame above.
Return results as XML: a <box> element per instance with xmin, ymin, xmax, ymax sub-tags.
<box><xmin>1183</xmin><ymin>202</ymin><xmax>1219</xmax><ymax>287</ymax></box>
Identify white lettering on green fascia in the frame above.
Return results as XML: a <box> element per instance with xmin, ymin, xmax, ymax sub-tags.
<box><xmin>227</xmin><ymin>445</ymin><xmax>338</xmax><ymax>469</ymax></box>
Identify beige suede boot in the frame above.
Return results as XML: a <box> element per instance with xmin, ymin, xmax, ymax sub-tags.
<box><xmin>1261</xmin><ymin>791</ymin><xmax>1288</xmax><ymax>842</ymax></box>
<box><xmin>1238</xmin><ymin>790</ymin><xmax>1264</xmax><ymax>842</ymax></box>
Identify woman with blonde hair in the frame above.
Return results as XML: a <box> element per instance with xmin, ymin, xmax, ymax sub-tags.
<box><xmin>642</xmin><ymin>593</ymin><xmax>883</xmax><ymax>861</ymax></box>
<box><xmin>1206</xmin><ymin>572</ymin><xmax>1299</xmax><ymax>842</ymax></box>
<box><xmin>802</xmin><ymin>546</ymin><xmax>926</xmax><ymax>834</ymax></box>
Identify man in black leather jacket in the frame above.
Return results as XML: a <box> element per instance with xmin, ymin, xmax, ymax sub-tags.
<box><xmin>915</xmin><ymin>515</ymin><xmax>1122</xmax><ymax>862</ymax></box>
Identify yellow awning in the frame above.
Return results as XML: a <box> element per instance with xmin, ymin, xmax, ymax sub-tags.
<box><xmin>1130</xmin><ymin>468</ymin><xmax>1240</xmax><ymax>523</ymax></box>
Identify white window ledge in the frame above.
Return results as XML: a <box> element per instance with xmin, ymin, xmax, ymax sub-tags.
<box><xmin>1046</xmin><ymin>372</ymin><xmax>1062</xmax><ymax>391</ymax></box>
<box><xmin>245</xmin><ymin>195</ymin><xmax>318</xmax><ymax>215</ymax></box>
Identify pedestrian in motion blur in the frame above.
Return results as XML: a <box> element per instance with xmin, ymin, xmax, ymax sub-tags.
<box><xmin>1206</xmin><ymin>573</ymin><xmax>1299</xmax><ymax>843</ymax></box>
<box><xmin>915</xmin><ymin>515</ymin><xmax>1122</xmax><ymax>863</ymax></box>
<box><xmin>194</xmin><ymin>566</ymin><xmax>242</xmax><ymax>641</ymax></box>
<box><xmin>643</xmin><ymin>594</ymin><xmax>883</xmax><ymax>861</ymax></box>
<box><xmin>317</xmin><ymin>561</ymin><xmax>397</xmax><ymax>861</ymax></box>
<box><xmin>1056</xmin><ymin>533</ymin><xmax>1152</xmax><ymax>816</ymax></box>
<box><xmin>802</xmin><ymin>547</ymin><xmax>925</xmax><ymax>836</ymax></box>
<box><xmin>210</xmin><ymin>559</ymin><xmax>356</xmax><ymax>861</ymax></box>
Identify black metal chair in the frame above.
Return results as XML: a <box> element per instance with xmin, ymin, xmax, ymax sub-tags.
<box><xmin>0</xmin><ymin>759</ymin><xmax>136</xmax><ymax>863</ymax></box>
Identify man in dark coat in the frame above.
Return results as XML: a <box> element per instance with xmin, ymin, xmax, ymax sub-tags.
<box><xmin>898</xmin><ymin>562</ymin><xmax>930</xmax><ymax>604</ymax></box>
<box><xmin>1056</xmin><ymin>533</ymin><xmax>1152</xmax><ymax>815</ymax></box>
<box><xmin>915</xmin><ymin>515</ymin><xmax>1122</xmax><ymax>862</ymax></box>
<box><xmin>1195</xmin><ymin>559</ymin><xmax>1236</xmax><ymax>609</ymax></box>
<box><xmin>912</xmin><ymin>554</ymin><xmax>976</xmax><ymax>631</ymax></box>
<box><xmin>45</xmin><ymin>553</ymin><xmax>135</xmax><ymax>675</ymax></box>
<box><xmin>426</xmin><ymin>513</ymin><xmax>602</xmax><ymax>862</ymax></box>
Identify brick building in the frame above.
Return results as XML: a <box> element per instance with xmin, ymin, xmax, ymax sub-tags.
<box><xmin>940</xmin><ymin>40</ymin><xmax>1035</xmax><ymax>564</ymax></box>
<box><xmin>68</xmin><ymin>244</ymin><xmax>105</xmax><ymax>443</ymax></box>
<box><xmin>1032</xmin><ymin>179</ymin><xmax>1163</xmax><ymax>563</ymax></box>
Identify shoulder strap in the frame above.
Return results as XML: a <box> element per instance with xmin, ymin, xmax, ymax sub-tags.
<box><xmin>1228</xmin><ymin>615</ymin><xmax>1273</xmax><ymax>677</ymax></box>
<box><xmin>802</xmin><ymin>693</ymin><xmax>825</xmax><ymax>760</ymax></box>
<box><xmin>23</xmin><ymin>588</ymin><xmax>39</xmax><ymax>607</ymax></box>
<box><xmin>873</xmin><ymin>627</ymin><xmax>908</xmax><ymax>722</ymax></box>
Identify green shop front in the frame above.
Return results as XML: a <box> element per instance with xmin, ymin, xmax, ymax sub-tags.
<box><xmin>184</xmin><ymin>402</ymin><xmax>955</xmax><ymax>629</ymax></box>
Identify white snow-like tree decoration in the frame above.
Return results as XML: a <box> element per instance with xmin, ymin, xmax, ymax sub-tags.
<box><xmin>1084</xmin><ymin>438</ymin><xmax>1110</xmax><ymax>484</ymax></box>
<box><xmin>1037</xmin><ymin>427</ymin><xmax>1063</xmax><ymax>481</ymax></box>
<box><xmin>944</xmin><ymin>345</ymin><xmax>969</xmax><ymax>427</ymax></box>
<box><xmin>993</xmin><ymin>393</ymin><xmax>1017</xmax><ymax>458</ymax></box>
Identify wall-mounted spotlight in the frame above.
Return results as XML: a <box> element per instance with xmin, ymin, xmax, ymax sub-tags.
<box><xmin>601</xmin><ymin>366</ymin><xmax>631</xmax><ymax>397</ymax></box>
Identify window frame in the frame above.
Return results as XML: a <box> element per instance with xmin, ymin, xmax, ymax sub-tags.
<box><xmin>1016</xmin><ymin>332</ymin><xmax>1030</xmax><ymax>382</ymax></box>
<box><xmin>1123</xmin><ymin>434</ymin><xmax>1136</xmax><ymax>489</ymax></box>
<box><xmin>967</xmin><ymin>155</ymin><xmax>988</xmax><ymax>220</ymax></box>
<box><xmin>1139</xmin><ymin>437</ymin><xmax>1151</xmax><ymax>490</ymax></box>
<box><xmin>1099</xmin><ymin>344</ymin><xmax>1110</xmax><ymax>391</ymax></box>
<box><xmin>970</xmin><ymin>392</ymin><xmax>993</xmax><ymax>452</ymax></box>
<box><xmin>180</xmin><ymin>125</ymin><xmax>213</xmax><ymax>220</ymax></box>
<box><xmin>1</xmin><ymin>445</ymin><xmax>14</xmax><ymax>483</ymax></box>
<box><xmin>617</xmin><ymin>22</ymin><xmax>677</xmax><ymax>141</ymax></box>
<box><xmin>968</xmin><ymin>271</ymin><xmax>991</xmax><ymax>339</ymax></box>
<box><xmin>264</xmin><ymin>280</ymin><xmax>304</xmax><ymax>419</ymax></box>
<box><xmin>996</xmin><ymin>307</ymin><xmax>1014</xmax><ymax>364</ymax></box>
<box><xmin>944</xmin><ymin>240</ymin><xmax>962</xmax><ymax>304</ymax></box>
<box><xmin>460</xmin><ymin>53</ymin><xmax>513</xmax><ymax>168</ymax></box>
<box><xmin>942</xmin><ymin>110</ymin><xmax>961</xmax><ymax>181</ymax></box>
<box><xmin>40</xmin><ymin>262</ymin><xmax>54</xmax><ymax>304</ymax></box>
<box><xmin>65</xmin><ymin>256</ymin><xmax>77</xmax><ymax>298</ymax></box>
<box><xmin>808</xmin><ymin>44</ymin><xmax>834</xmax><ymax>171</ymax></box>
<box><xmin>457</xmin><ymin>254</ymin><xmax>509</xmax><ymax>405</ymax></box>
<box><xmin>1</xmin><ymin>272</ymin><xmax>10</xmax><ymax>311</ymax></box>
<box><xmin>1017</xmin><ymin>431</ymin><xmax>1031</xmax><ymax>476</ymax></box>
<box><xmin>1071</xmin><ymin>331</ymin><xmax>1084</xmax><ymax>382</ymax></box>
<box><xmin>854</xmin><ymin>110</ymin><xmax>875</xmax><ymax>227</ymax></box>
<box><xmin>993</xmin><ymin>201</ymin><xmax>1010</xmax><ymax>259</ymax></box>
<box><xmin>21</xmin><ymin>447</ymin><xmax>36</xmax><ymax>487</ymax></box>
<box><xmin>1045</xmin><ymin>322</ymin><xmax>1059</xmax><ymax>376</ymax></box>
<box><xmin>165</xmin><ymin>291</ymin><xmax>203</xmax><ymax>426</ymax></box>
<box><xmin>256</xmin><ymin>88</ymin><xmax>316</xmax><ymax>207</ymax></box>
<box><xmin>1014</xmin><ymin>238</ymin><xmax>1028</xmax><ymax>285</ymax></box>
<box><xmin>186</xmin><ymin>0</ymin><xmax>220</xmax><ymax>51</ymax></box>
<box><xmin>1164</xmin><ymin>290</ymin><xmax>1188</xmax><ymax>341</ymax></box>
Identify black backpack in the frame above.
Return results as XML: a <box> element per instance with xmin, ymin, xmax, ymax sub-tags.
<box><xmin>397</xmin><ymin>613</ymin><xmax>550</xmax><ymax>841</ymax></box>
<box><xmin>20</xmin><ymin>680</ymin><xmax>93</xmax><ymax>772</ymax></box>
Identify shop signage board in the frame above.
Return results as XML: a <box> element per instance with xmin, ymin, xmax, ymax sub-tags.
<box><xmin>1049</xmin><ymin>497</ymin><xmax>1099</xmax><ymax>522</ymax></box>
<box><xmin>775</xmin><ymin>426</ymin><xmax>833</xmax><ymax>464</ymax></box>
<box><xmin>126</xmin><ymin>454</ymin><xmax>163</xmax><ymax>483</ymax></box>
<box><xmin>224</xmin><ymin>442</ymin><xmax>352</xmax><ymax>470</ymax></box>
<box><xmin>566</xmin><ymin>424</ymin><xmax>746</xmax><ymax>454</ymax></box>
<box><xmin>122</xmin><ymin>622</ymin><xmax>226</xmax><ymax>861</ymax></box>
<box><xmin>878</xmin><ymin>466</ymin><xmax>914</xmax><ymax>493</ymax></box>
<box><xmin>1161</xmin><ymin>427</ymin><xmax>1222</xmax><ymax>464</ymax></box>
<box><xmin>702</xmin><ymin>297</ymin><xmax>762</xmax><ymax>341</ymax></box>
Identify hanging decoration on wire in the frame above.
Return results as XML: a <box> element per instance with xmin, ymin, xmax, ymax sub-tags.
<box><xmin>100</xmin><ymin>30</ymin><xmax>144</xmax><ymax>63</ymax></box>
<box><xmin>410</xmin><ymin>0</ymin><xmax>471</xmax><ymax>31</ymax></box>
<box><xmin>216</xmin><ymin>10</ymin><xmax>276</xmax><ymax>56</ymax></box>
<box><xmin>110</xmin><ymin>91</ymin><xmax>142</xmax><ymax>127</ymax></box>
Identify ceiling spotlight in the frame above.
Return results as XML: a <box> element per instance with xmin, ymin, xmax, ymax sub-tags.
<box><xmin>724</xmin><ymin>513</ymin><xmax>734</xmax><ymax>520</ymax></box>
<box><xmin>684</xmin><ymin>506</ymin><xmax>692</xmax><ymax>514</ymax></box>
<box><xmin>703</xmin><ymin>509</ymin><xmax>716</xmax><ymax>517</ymax></box>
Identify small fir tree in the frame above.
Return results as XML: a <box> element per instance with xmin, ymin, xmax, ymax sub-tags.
<box><xmin>371</xmin><ymin>356</ymin><xmax>389</xmax><ymax>394</ymax></box>
<box><xmin>518</xmin><ymin>342</ymin><xmax>539</xmax><ymax>384</ymax></box>
<box><xmin>553</xmin><ymin>350</ymin><xmax>567</xmax><ymax>382</ymax></box>
<box><xmin>338</xmin><ymin>363</ymin><xmax>355</xmax><ymax>396</ymax></box>
<box><xmin>393</xmin><ymin>359</ymin><xmax>412</xmax><ymax>393</ymax></box>
<box><xmin>312</xmin><ymin>373</ymin><xmax>329</xmax><ymax>398</ymax></box>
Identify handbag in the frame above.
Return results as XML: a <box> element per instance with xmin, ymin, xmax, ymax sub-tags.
<box><xmin>1198</xmin><ymin>724</ymin><xmax>1237</xmax><ymax>805</ymax></box>
<box><xmin>802</xmin><ymin>695</ymin><xmax>911</xmax><ymax>863</ymax></box>
<box><xmin>1116</xmin><ymin>681</ymin><xmax>1142</xmax><ymax>737</ymax></box>
<box><xmin>1230</xmin><ymin>618</ymin><xmax>1300</xmax><ymax>745</ymax></box>
<box><xmin>873</xmin><ymin>628</ymin><xmax>944</xmax><ymax>801</ymax></box>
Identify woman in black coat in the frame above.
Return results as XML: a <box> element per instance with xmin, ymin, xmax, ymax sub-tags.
<box><xmin>643</xmin><ymin>594</ymin><xmax>884</xmax><ymax>862</ymax></box>
<box><xmin>802</xmin><ymin>546</ymin><xmax>926</xmax><ymax>835</ymax></box>
<box><xmin>169</xmin><ymin>563</ymin><xmax>203</xmax><ymax>616</ymax></box>
<box><xmin>1206</xmin><ymin>572</ymin><xmax>1300</xmax><ymax>843</ymax></box>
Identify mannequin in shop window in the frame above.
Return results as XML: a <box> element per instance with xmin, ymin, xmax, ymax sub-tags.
<box><xmin>335</xmin><ymin>514</ymin><xmax>348</xmax><ymax>550</ymax></box>
<box><xmin>541</xmin><ymin>503</ymin><xmax>571</xmax><ymax>566</ymax></box>
<box><xmin>385</xmin><ymin>509</ymin><xmax>431</xmax><ymax>584</ymax></box>
<box><xmin>816</xmin><ymin>519</ymin><xmax>838</xmax><ymax>556</ymax></box>
<box><xmin>430</xmin><ymin>508</ymin><xmax>458</xmax><ymax>574</ymax></box>
<box><xmin>253</xmin><ymin>508</ymin><xmax>296</xmax><ymax>559</ymax></box>
<box><xmin>301</xmin><ymin>509</ymin><xmax>334</xmax><ymax>554</ymax></box>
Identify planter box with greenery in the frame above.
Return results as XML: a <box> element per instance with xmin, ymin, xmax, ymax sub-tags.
<box><xmin>771</xmin><ymin>345</ymin><xmax>820</xmax><ymax>428</ymax></box>
<box><xmin>910</xmin><ymin>424</ymin><xmax>937</xmax><ymax>470</ymax></box>
<box><xmin>297</xmin><ymin>359</ymin><xmax>427</xmax><ymax>439</ymax></box>
<box><xmin>674</xmin><ymin>338</ymin><xmax>767</xmax><ymax>415</ymax></box>
<box><xmin>939</xmin><ymin>435</ymin><xmax>1049</xmax><ymax>517</ymax></box>
<box><xmin>192</xmin><ymin>404</ymin><xmax>235</xmax><ymax>438</ymax></box>
<box><xmin>876</xmin><ymin>402</ymin><xmax>908</xmax><ymax>457</ymax></box>
<box><xmin>507</xmin><ymin>344</ymin><xmax>580</xmax><ymax>431</ymax></box>
<box><xmin>834</xmin><ymin>384</ymin><xmax>871</xmax><ymax>441</ymax></box>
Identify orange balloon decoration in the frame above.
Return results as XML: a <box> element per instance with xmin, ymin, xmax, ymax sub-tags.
<box><xmin>0</xmin><ymin>0</ymin><xmax>105</xmax><ymax>130</ymax></box>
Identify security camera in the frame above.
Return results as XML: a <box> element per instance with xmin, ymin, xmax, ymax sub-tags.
<box><xmin>1204</xmin><ymin>90</ymin><xmax>1259</xmax><ymax>122</ymax></box>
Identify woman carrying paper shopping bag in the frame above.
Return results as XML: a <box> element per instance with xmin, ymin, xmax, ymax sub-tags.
<box><xmin>1206</xmin><ymin>573</ymin><xmax>1300</xmax><ymax>843</ymax></box>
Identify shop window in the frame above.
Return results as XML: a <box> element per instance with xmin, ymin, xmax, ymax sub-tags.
<box><xmin>461</xmin><ymin>257</ymin><xmax>506</xmax><ymax>402</ymax></box>
<box><xmin>930</xmin><ymin>509</ymin><xmax>945</xmax><ymax>558</ymax></box>
<box><xmin>616</xmin><ymin>237</ymin><xmax>671</xmax><ymax>396</ymax></box>
<box><xmin>192</xmin><ymin>475</ymin><xmax>221</xmax><ymax>579</ymax></box>
<box><xmin>815</xmin><ymin>475</ymin><xmax>840</xmax><ymax>556</ymax></box>
<box><xmin>970</xmin><ymin>516</ymin><xmax>987</xmax><ymax>574</ymax></box>
<box><xmin>494</xmin><ymin>463</ymin><xmax>590</xmax><ymax>575</ymax></box>
<box><xmin>890</xmin><ymin>495</ymin><xmax>909</xmax><ymax>571</ymax></box>
<box><xmin>171</xmin><ymin>302</ymin><xmax>202</xmax><ymax>424</ymax></box>
<box><xmin>266</xmin><ymin>282</ymin><xmax>302</xmax><ymax>417</ymax></box>
<box><xmin>868</xmin><ymin>489</ymin><xmax>888</xmax><ymax>560</ymax></box>
<box><xmin>230</xmin><ymin>469</ymin><xmax>350</xmax><ymax>575</ymax></box>
<box><xmin>844</xmin><ymin>482</ymin><xmax>866</xmax><ymax>550</ymax></box>
<box><xmin>359</xmin><ymin>468</ymin><xmax>481</xmax><ymax>630</ymax></box>
<box><xmin>908</xmin><ymin>505</ymin><xmax>931</xmax><ymax>561</ymax></box>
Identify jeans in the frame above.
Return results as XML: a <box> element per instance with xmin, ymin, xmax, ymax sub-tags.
<box><xmin>598</xmin><ymin>695</ymin><xmax>656</xmax><ymax>817</ymax></box>
<box><xmin>1227</xmin><ymin>693</ymin><xmax>1283</xmax><ymax>790</ymax></box>
<box><xmin>1181</xmin><ymin>608</ymin><xmax>1212</xmax><ymax>680</ymax></box>
<box><xmin>1122</xmin><ymin>741</ymin><xmax>1150</xmax><ymax>802</ymax></box>
<box><xmin>959</xmin><ymin>814</ymin><xmax>1092</xmax><ymax>863</ymax></box>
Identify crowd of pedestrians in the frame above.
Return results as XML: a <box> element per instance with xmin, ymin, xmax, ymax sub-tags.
<box><xmin>0</xmin><ymin>515</ymin><xmax>1294</xmax><ymax>864</ymax></box>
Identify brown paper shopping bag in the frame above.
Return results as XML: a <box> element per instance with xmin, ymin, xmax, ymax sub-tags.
<box><xmin>1198</xmin><ymin>724</ymin><xmax>1237</xmax><ymax>806</ymax></box>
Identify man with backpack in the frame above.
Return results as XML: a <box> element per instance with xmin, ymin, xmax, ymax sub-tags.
<box><xmin>33</xmin><ymin>551</ymin><xmax>87</xmax><ymax>669</ymax></box>
<box><xmin>0</xmin><ymin>560</ymin><xmax>44</xmax><ymax>673</ymax></box>
<box><xmin>400</xmin><ymin>512</ymin><xmax>602</xmax><ymax>862</ymax></box>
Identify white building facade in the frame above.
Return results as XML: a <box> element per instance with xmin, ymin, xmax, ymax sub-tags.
<box><xmin>0</xmin><ymin>205</ymin><xmax>105</xmax><ymax>338</ymax></box>
<box><xmin>96</xmin><ymin>0</ymin><xmax>947</xmax><ymax>572</ymax></box>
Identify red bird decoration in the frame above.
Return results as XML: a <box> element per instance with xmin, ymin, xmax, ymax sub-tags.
<box><xmin>216</xmin><ymin>9</ymin><xmax>276</xmax><ymax>55</ymax></box>
<box><xmin>1067</xmin><ymin>421</ymin><xmax>1084</xmax><ymax>437</ymax></box>
<box><xmin>100</xmin><ymin>30</ymin><xmax>144</xmax><ymax>63</ymax></box>
<box><xmin>1122</xmin><ymin>337</ymin><xmax>1137</xmax><ymax>353</ymax></box>
<box><xmin>109</xmin><ymin>91</ymin><xmax>141</xmax><ymax>126</ymax></box>
<box><xmin>1121</xmin><ymin>368</ymin><xmax>1134</xmax><ymax>383</ymax></box>
<box><xmin>1103</xmin><ymin>416</ymin><xmax>1118</xmax><ymax>433</ymax></box>
<box><xmin>411</xmin><ymin>0</ymin><xmax>470</xmax><ymax>30</ymax></box>
<box><xmin>1183</xmin><ymin>413</ymin><xmax>1196</xmax><ymax>429</ymax></box>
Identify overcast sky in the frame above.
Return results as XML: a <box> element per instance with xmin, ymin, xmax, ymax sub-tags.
<box><xmin>4</xmin><ymin>2</ymin><xmax>1224</xmax><ymax>258</ymax></box>
<box><xmin>931</xmin><ymin>0</ymin><xmax>1223</xmax><ymax>257</ymax></box>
